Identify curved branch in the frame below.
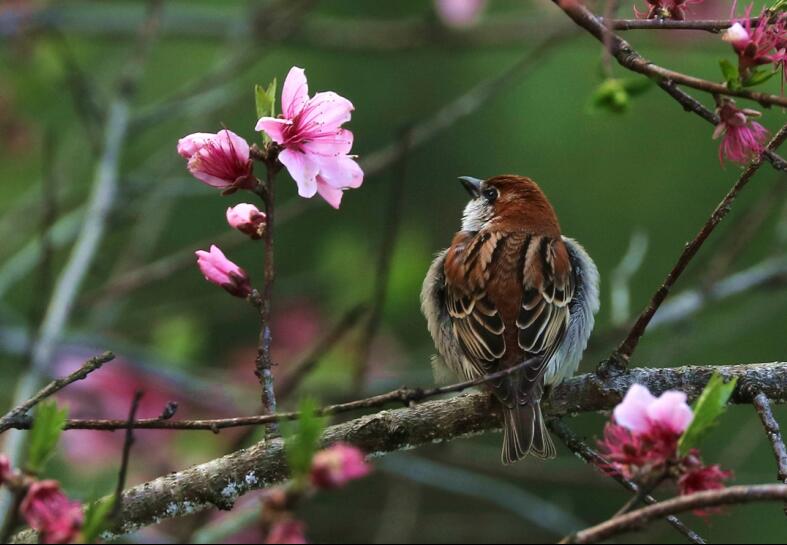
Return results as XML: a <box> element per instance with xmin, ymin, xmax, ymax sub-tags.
<box><xmin>9</xmin><ymin>361</ymin><xmax>787</xmax><ymax>542</ymax></box>
<box><xmin>566</xmin><ymin>484</ymin><xmax>787</xmax><ymax>544</ymax></box>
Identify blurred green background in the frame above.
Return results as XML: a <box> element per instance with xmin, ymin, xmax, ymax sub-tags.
<box><xmin>1</xmin><ymin>0</ymin><xmax>786</xmax><ymax>543</ymax></box>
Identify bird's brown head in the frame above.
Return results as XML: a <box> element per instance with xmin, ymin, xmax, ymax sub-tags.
<box><xmin>458</xmin><ymin>174</ymin><xmax>561</xmax><ymax>236</ymax></box>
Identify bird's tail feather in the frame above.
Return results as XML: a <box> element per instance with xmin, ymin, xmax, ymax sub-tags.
<box><xmin>501</xmin><ymin>402</ymin><xmax>556</xmax><ymax>464</ymax></box>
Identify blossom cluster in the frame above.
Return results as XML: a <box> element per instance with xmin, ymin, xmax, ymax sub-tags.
<box><xmin>0</xmin><ymin>455</ymin><xmax>83</xmax><ymax>544</ymax></box>
<box><xmin>599</xmin><ymin>385</ymin><xmax>732</xmax><ymax>509</ymax></box>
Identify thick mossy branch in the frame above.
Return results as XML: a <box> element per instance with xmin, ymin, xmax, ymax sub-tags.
<box><xmin>9</xmin><ymin>361</ymin><xmax>787</xmax><ymax>542</ymax></box>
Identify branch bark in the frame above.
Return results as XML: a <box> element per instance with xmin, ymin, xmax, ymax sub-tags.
<box><xmin>565</xmin><ymin>484</ymin><xmax>787</xmax><ymax>544</ymax></box>
<box><xmin>9</xmin><ymin>361</ymin><xmax>787</xmax><ymax>542</ymax></box>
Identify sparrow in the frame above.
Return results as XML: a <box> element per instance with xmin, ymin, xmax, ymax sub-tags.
<box><xmin>421</xmin><ymin>174</ymin><xmax>600</xmax><ymax>464</ymax></box>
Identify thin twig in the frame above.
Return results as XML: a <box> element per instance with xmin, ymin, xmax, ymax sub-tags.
<box><xmin>554</xmin><ymin>1</ymin><xmax>787</xmax><ymax>108</ymax></box>
<box><xmin>0</xmin><ymin>352</ymin><xmax>114</xmax><ymax>434</ymax></box>
<box><xmin>607</xmin><ymin>123</ymin><xmax>787</xmax><ymax>371</ymax></box>
<box><xmin>548</xmin><ymin>420</ymin><xmax>706</xmax><ymax>545</ymax></box>
<box><xmin>753</xmin><ymin>392</ymin><xmax>787</xmax><ymax>516</ymax></box>
<box><xmin>565</xmin><ymin>484</ymin><xmax>787</xmax><ymax>544</ymax></box>
<box><xmin>606</xmin><ymin>17</ymin><xmax>760</xmax><ymax>32</ymax></box>
<box><xmin>9</xmin><ymin>355</ymin><xmax>542</xmax><ymax>432</ymax></box>
<box><xmin>553</xmin><ymin>0</ymin><xmax>787</xmax><ymax>172</ymax></box>
<box><xmin>112</xmin><ymin>391</ymin><xmax>143</xmax><ymax>520</ymax></box>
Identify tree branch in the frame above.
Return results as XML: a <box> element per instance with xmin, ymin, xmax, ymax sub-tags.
<box><xmin>8</xmin><ymin>361</ymin><xmax>787</xmax><ymax>542</ymax></box>
<box><xmin>553</xmin><ymin>1</ymin><xmax>787</xmax><ymax>108</ymax></box>
<box><xmin>607</xmin><ymin>124</ymin><xmax>787</xmax><ymax>370</ymax></box>
<box><xmin>564</xmin><ymin>484</ymin><xmax>787</xmax><ymax>544</ymax></box>
<box><xmin>0</xmin><ymin>351</ymin><xmax>114</xmax><ymax>434</ymax></box>
<box><xmin>753</xmin><ymin>392</ymin><xmax>787</xmax><ymax>516</ymax></box>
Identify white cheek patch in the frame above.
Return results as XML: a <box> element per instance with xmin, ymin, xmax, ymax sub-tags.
<box><xmin>461</xmin><ymin>199</ymin><xmax>491</xmax><ymax>231</ymax></box>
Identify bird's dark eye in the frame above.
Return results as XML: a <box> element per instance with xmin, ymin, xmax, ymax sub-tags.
<box><xmin>482</xmin><ymin>187</ymin><xmax>498</xmax><ymax>203</ymax></box>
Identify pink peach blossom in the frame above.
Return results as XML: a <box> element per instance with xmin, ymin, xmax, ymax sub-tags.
<box><xmin>226</xmin><ymin>203</ymin><xmax>267</xmax><ymax>240</ymax></box>
<box><xmin>255</xmin><ymin>67</ymin><xmax>363</xmax><ymax>209</ymax></box>
<box><xmin>613</xmin><ymin>384</ymin><xmax>693</xmax><ymax>436</ymax></box>
<box><xmin>195</xmin><ymin>245</ymin><xmax>252</xmax><ymax>298</ymax></box>
<box><xmin>723</xmin><ymin>5</ymin><xmax>787</xmax><ymax>77</ymax></box>
<box><xmin>434</xmin><ymin>0</ymin><xmax>486</xmax><ymax>28</ymax></box>
<box><xmin>310</xmin><ymin>443</ymin><xmax>371</xmax><ymax>489</ymax></box>
<box><xmin>0</xmin><ymin>455</ymin><xmax>12</xmax><ymax>485</ymax></box>
<box><xmin>20</xmin><ymin>481</ymin><xmax>83</xmax><ymax>544</ymax></box>
<box><xmin>266</xmin><ymin>519</ymin><xmax>308</xmax><ymax>544</ymax></box>
<box><xmin>178</xmin><ymin>129</ymin><xmax>254</xmax><ymax>192</ymax></box>
<box><xmin>714</xmin><ymin>100</ymin><xmax>770</xmax><ymax>165</ymax></box>
<box><xmin>678</xmin><ymin>450</ymin><xmax>733</xmax><ymax>514</ymax></box>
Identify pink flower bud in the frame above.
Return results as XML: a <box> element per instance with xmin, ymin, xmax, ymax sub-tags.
<box><xmin>722</xmin><ymin>22</ymin><xmax>751</xmax><ymax>49</ymax></box>
<box><xmin>195</xmin><ymin>245</ymin><xmax>252</xmax><ymax>298</ymax></box>
<box><xmin>435</xmin><ymin>0</ymin><xmax>486</xmax><ymax>28</ymax></box>
<box><xmin>177</xmin><ymin>130</ymin><xmax>254</xmax><ymax>193</ymax></box>
<box><xmin>0</xmin><ymin>455</ymin><xmax>12</xmax><ymax>486</ymax></box>
<box><xmin>266</xmin><ymin>519</ymin><xmax>308</xmax><ymax>544</ymax></box>
<box><xmin>310</xmin><ymin>443</ymin><xmax>371</xmax><ymax>489</ymax></box>
<box><xmin>226</xmin><ymin>203</ymin><xmax>267</xmax><ymax>240</ymax></box>
<box><xmin>20</xmin><ymin>481</ymin><xmax>83</xmax><ymax>544</ymax></box>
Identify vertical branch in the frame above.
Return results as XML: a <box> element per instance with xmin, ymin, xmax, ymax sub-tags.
<box><xmin>255</xmin><ymin>164</ymin><xmax>278</xmax><ymax>416</ymax></box>
<box><xmin>752</xmin><ymin>393</ymin><xmax>787</xmax><ymax>516</ymax></box>
<box><xmin>112</xmin><ymin>391</ymin><xmax>143</xmax><ymax>520</ymax></box>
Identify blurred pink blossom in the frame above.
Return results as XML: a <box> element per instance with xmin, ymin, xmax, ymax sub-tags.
<box><xmin>178</xmin><ymin>130</ymin><xmax>255</xmax><ymax>193</ymax></box>
<box><xmin>20</xmin><ymin>481</ymin><xmax>83</xmax><ymax>544</ymax></box>
<box><xmin>195</xmin><ymin>245</ymin><xmax>252</xmax><ymax>298</ymax></box>
<box><xmin>266</xmin><ymin>519</ymin><xmax>308</xmax><ymax>544</ymax></box>
<box><xmin>54</xmin><ymin>355</ymin><xmax>182</xmax><ymax>471</ymax></box>
<box><xmin>613</xmin><ymin>384</ymin><xmax>693</xmax><ymax>436</ymax></box>
<box><xmin>0</xmin><ymin>455</ymin><xmax>12</xmax><ymax>485</ymax></box>
<box><xmin>713</xmin><ymin>100</ymin><xmax>769</xmax><ymax>164</ymax></box>
<box><xmin>255</xmin><ymin>67</ymin><xmax>363</xmax><ymax>209</ymax></box>
<box><xmin>434</xmin><ymin>0</ymin><xmax>486</xmax><ymax>28</ymax></box>
<box><xmin>227</xmin><ymin>203</ymin><xmax>267</xmax><ymax>240</ymax></box>
<box><xmin>310</xmin><ymin>443</ymin><xmax>371</xmax><ymax>489</ymax></box>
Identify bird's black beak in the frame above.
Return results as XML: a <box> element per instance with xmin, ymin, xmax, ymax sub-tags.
<box><xmin>458</xmin><ymin>176</ymin><xmax>482</xmax><ymax>198</ymax></box>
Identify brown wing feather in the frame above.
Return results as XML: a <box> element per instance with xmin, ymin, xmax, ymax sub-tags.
<box><xmin>515</xmin><ymin>236</ymin><xmax>574</xmax><ymax>388</ymax></box>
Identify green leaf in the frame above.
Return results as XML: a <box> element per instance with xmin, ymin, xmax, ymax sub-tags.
<box><xmin>82</xmin><ymin>498</ymin><xmax>114</xmax><ymax>544</ymax></box>
<box><xmin>743</xmin><ymin>68</ymin><xmax>777</xmax><ymax>87</ymax></box>
<box><xmin>255</xmin><ymin>79</ymin><xmax>277</xmax><ymax>120</ymax></box>
<box><xmin>719</xmin><ymin>59</ymin><xmax>743</xmax><ymax>91</ymax></box>
<box><xmin>282</xmin><ymin>398</ymin><xmax>326</xmax><ymax>484</ymax></box>
<box><xmin>26</xmin><ymin>400</ymin><xmax>68</xmax><ymax>474</ymax></box>
<box><xmin>678</xmin><ymin>373</ymin><xmax>738</xmax><ymax>456</ymax></box>
<box><xmin>588</xmin><ymin>79</ymin><xmax>630</xmax><ymax>114</ymax></box>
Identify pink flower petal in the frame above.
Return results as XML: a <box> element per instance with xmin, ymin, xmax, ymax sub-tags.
<box><xmin>311</xmin><ymin>154</ymin><xmax>364</xmax><ymax>190</ymax></box>
<box><xmin>279</xmin><ymin>148</ymin><xmax>319</xmax><ymax>198</ymax></box>
<box><xmin>281</xmin><ymin>66</ymin><xmax>310</xmax><ymax>119</ymax></box>
<box><xmin>647</xmin><ymin>391</ymin><xmax>693</xmax><ymax>434</ymax></box>
<box><xmin>613</xmin><ymin>384</ymin><xmax>656</xmax><ymax>434</ymax></box>
<box><xmin>255</xmin><ymin>117</ymin><xmax>292</xmax><ymax>144</ymax></box>
<box><xmin>316</xmin><ymin>179</ymin><xmax>344</xmax><ymax>209</ymax></box>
